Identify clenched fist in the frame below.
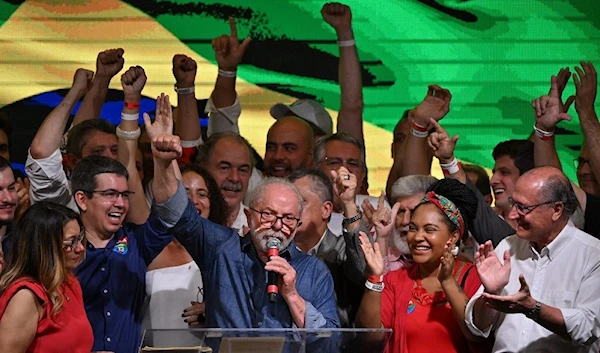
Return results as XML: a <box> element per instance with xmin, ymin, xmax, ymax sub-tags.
<box><xmin>321</xmin><ymin>2</ymin><xmax>352</xmax><ymax>32</ymax></box>
<box><xmin>172</xmin><ymin>54</ymin><xmax>197</xmax><ymax>88</ymax></box>
<box><xmin>95</xmin><ymin>48</ymin><xmax>125</xmax><ymax>78</ymax></box>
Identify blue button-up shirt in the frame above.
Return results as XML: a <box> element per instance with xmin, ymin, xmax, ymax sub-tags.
<box><xmin>172</xmin><ymin>201</ymin><xmax>340</xmax><ymax>329</ymax></box>
<box><xmin>74</xmin><ymin>186</ymin><xmax>186</xmax><ymax>353</ymax></box>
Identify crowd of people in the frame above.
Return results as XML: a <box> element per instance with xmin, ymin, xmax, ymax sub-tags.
<box><xmin>0</xmin><ymin>2</ymin><xmax>598</xmax><ymax>353</ymax></box>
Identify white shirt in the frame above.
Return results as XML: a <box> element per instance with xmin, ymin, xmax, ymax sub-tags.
<box><xmin>465</xmin><ymin>221</ymin><xmax>600</xmax><ymax>352</ymax></box>
<box><xmin>25</xmin><ymin>148</ymin><xmax>78</xmax><ymax>211</ymax></box>
<box><xmin>143</xmin><ymin>261</ymin><xmax>203</xmax><ymax>330</ymax></box>
<box><xmin>231</xmin><ymin>202</ymin><xmax>248</xmax><ymax>236</ymax></box>
<box><xmin>329</xmin><ymin>195</ymin><xmax>386</xmax><ymax>237</ymax></box>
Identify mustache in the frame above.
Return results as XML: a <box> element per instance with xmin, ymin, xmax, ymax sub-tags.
<box><xmin>222</xmin><ymin>182</ymin><xmax>242</xmax><ymax>192</ymax></box>
<box><xmin>0</xmin><ymin>202</ymin><xmax>17</xmax><ymax>208</ymax></box>
<box><xmin>257</xmin><ymin>229</ymin><xmax>285</xmax><ymax>240</ymax></box>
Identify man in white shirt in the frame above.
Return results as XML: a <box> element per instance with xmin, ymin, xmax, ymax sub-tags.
<box><xmin>466</xmin><ymin>166</ymin><xmax>600</xmax><ymax>352</ymax></box>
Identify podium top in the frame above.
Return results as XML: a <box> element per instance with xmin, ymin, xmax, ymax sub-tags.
<box><xmin>140</xmin><ymin>328</ymin><xmax>393</xmax><ymax>353</ymax></box>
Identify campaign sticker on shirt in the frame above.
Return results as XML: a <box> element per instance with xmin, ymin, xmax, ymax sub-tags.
<box><xmin>407</xmin><ymin>300</ymin><xmax>416</xmax><ymax>315</ymax></box>
<box><xmin>113</xmin><ymin>237</ymin><xmax>129</xmax><ymax>255</ymax></box>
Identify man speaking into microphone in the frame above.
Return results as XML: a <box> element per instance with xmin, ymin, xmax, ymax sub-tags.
<box><xmin>170</xmin><ymin>176</ymin><xmax>340</xmax><ymax>330</ymax></box>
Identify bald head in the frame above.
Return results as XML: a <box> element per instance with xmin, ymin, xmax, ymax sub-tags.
<box><xmin>264</xmin><ymin>117</ymin><xmax>315</xmax><ymax>178</ymax></box>
<box><xmin>518</xmin><ymin>166</ymin><xmax>578</xmax><ymax>218</ymax></box>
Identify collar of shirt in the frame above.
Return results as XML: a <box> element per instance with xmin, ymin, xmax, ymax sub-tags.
<box><xmin>530</xmin><ymin>220</ymin><xmax>574</xmax><ymax>260</ymax></box>
<box><xmin>231</xmin><ymin>202</ymin><xmax>248</xmax><ymax>236</ymax></box>
<box><xmin>304</xmin><ymin>230</ymin><xmax>328</xmax><ymax>256</ymax></box>
<box><xmin>240</xmin><ymin>234</ymin><xmax>295</xmax><ymax>262</ymax></box>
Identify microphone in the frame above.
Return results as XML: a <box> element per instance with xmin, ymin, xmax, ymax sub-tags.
<box><xmin>267</xmin><ymin>237</ymin><xmax>282</xmax><ymax>303</ymax></box>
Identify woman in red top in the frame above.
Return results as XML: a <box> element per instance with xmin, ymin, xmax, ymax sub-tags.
<box><xmin>0</xmin><ymin>201</ymin><xmax>94</xmax><ymax>353</ymax></box>
<box><xmin>357</xmin><ymin>178</ymin><xmax>491</xmax><ymax>353</ymax></box>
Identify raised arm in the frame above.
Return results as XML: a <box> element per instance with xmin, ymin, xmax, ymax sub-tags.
<box><xmin>29</xmin><ymin>69</ymin><xmax>93</xmax><ymax>159</ymax></box>
<box><xmin>402</xmin><ymin>85</ymin><xmax>451</xmax><ymax>176</ymax></box>
<box><xmin>172</xmin><ymin>54</ymin><xmax>201</xmax><ymax>147</ymax></box>
<box><xmin>119</xmin><ymin>65</ymin><xmax>150</xmax><ymax>224</ymax></box>
<box><xmin>73</xmin><ymin>48</ymin><xmax>124</xmax><ymax>125</ymax></box>
<box><xmin>207</xmin><ymin>18</ymin><xmax>251</xmax><ymax>135</ymax></box>
<box><xmin>322</xmin><ymin>2</ymin><xmax>364</xmax><ymax>141</ymax></box>
<box><xmin>429</xmin><ymin>119</ymin><xmax>514</xmax><ymax>245</ymax></box>
<box><xmin>574</xmin><ymin>62</ymin><xmax>600</xmax><ymax>180</ymax></box>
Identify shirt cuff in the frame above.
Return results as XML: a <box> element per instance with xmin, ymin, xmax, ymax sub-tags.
<box><xmin>302</xmin><ymin>301</ymin><xmax>327</xmax><ymax>329</ymax></box>
<box><xmin>465</xmin><ymin>293</ymin><xmax>494</xmax><ymax>338</ymax></box>
<box><xmin>153</xmin><ymin>182</ymin><xmax>188</xmax><ymax>228</ymax></box>
<box><xmin>561</xmin><ymin>307</ymin><xmax>597</xmax><ymax>345</ymax></box>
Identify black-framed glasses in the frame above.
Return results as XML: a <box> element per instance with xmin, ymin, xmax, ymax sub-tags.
<box><xmin>508</xmin><ymin>197</ymin><xmax>556</xmax><ymax>216</ymax></box>
<box><xmin>249</xmin><ymin>208</ymin><xmax>301</xmax><ymax>229</ymax></box>
<box><xmin>324</xmin><ymin>156</ymin><xmax>364</xmax><ymax>173</ymax></box>
<box><xmin>573</xmin><ymin>157</ymin><xmax>590</xmax><ymax>169</ymax></box>
<box><xmin>83</xmin><ymin>189</ymin><xmax>135</xmax><ymax>202</ymax></box>
<box><xmin>63</xmin><ymin>228</ymin><xmax>86</xmax><ymax>251</ymax></box>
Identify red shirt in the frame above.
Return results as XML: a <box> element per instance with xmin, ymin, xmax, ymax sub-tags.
<box><xmin>381</xmin><ymin>261</ymin><xmax>491</xmax><ymax>353</ymax></box>
<box><xmin>0</xmin><ymin>274</ymin><xmax>93</xmax><ymax>353</ymax></box>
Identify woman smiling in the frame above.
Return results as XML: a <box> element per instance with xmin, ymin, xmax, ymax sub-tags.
<box><xmin>357</xmin><ymin>178</ymin><xmax>491</xmax><ymax>353</ymax></box>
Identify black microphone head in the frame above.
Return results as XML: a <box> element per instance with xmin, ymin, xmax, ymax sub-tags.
<box><xmin>267</xmin><ymin>237</ymin><xmax>282</xmax><ymax>250</ymax></box>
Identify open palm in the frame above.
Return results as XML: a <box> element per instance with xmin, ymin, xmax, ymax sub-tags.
<box><xmin>474</xmin><ymin>242</ymin><xmax>511</xmax><ymax>294</ymax></box>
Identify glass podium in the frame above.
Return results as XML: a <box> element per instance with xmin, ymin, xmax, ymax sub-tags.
<box><xmin>139</xmin><ymin>328</ymin><xmax>392</xmax><ymax>353</ymax></box>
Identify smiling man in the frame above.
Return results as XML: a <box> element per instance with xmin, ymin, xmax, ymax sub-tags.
<box><xmin>0</xmin><ymin>157</ymin><xmax>18</xmax><ymax>266</ymax></box>
<box><xmin>196</xmin><ymin>131</ymin><xmax>253</xmax><ymax>235</ymax></box>
<box><xmin>466</xmin><ymin>166</ymin><xmax>600</xmax><ymax>352</ymax></box>
<box><xmin>70</xmin><ymin>154</ymin><xmax>182</xmax><ymax>353</ymax></box>
<box><xmin>490</xmin><ymin>140</ymin><xmax>535</xmax><ymax>229</ymax></box>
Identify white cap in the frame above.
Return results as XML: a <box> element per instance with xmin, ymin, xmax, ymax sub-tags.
<box><xmin>270</xmin><ymin>99</ymin><xmax>333</xmax><ymax>135</ymax></box>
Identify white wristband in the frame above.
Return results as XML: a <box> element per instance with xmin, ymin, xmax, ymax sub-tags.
<box><xmin>121</xmin><ymin>112</ymin><xmax>139</xmax><ymax>121</ymax></box>
<box><xmin>338</xmin><ymin>39</ymin><xmax>356</xmax><ymax>47</ymax></box>
<box><xmin>116</xmin><ymin>126</ymin><xmax>141</xmax><ymax>140</ymax></box>
<box><xmin>218</xmin><ymin>69</ymin><xmax>237</xmax><ymax>78</ymax></box>
<box><xmin>440</xmin><ymin>157</ymin><xmax>460</xmax><ymax>175</ymax></box>
<box><xmin>174</xmin><ymin>85</ymin><xmax>195</xmax><ymax>95</ymax></box>
<box><xmin>533</xmin><ymin>124</ymin><xmax>554</xmax><ymax>140</ymax></box>
<box><xmin>365</xmin><ymin>280</ymin><xmax>384</xmax><ymax>292</ymax></box>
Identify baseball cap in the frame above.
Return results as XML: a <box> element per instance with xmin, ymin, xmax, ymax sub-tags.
<box><xmin>270</xmin><ymin>99</ymin><xmax>333</xmax><ymax>136</ymax></box>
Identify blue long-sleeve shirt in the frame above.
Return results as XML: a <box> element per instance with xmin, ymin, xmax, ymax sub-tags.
<box><xmin>74</xmin><ymin>186</ymin><xmax>185</xmax><ymax>353</ymax></box>
<box><xmin>170</xmin><ymin>201</ymin><xmax>340</xmax><ymax>330</ymax></box>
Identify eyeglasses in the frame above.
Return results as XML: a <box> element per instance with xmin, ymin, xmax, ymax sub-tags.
<box><xmin>63</xmin><ymin>229</ymin><xmax>86</xmax><ymax>251</ymax></box>
<box><xmin>324</xmin><ymin>157</ymin><xmax>364</xmax><ymax>173</ymax></box>
<box><xmin>249</xmin><ymin>208</ymin><xmax>301</xmax><ymax>229</ymax></box>
<box><xmin>84</xmin><ymin>189</ymin><xmax>135</xmax><ymax>202</ymax></box>
<box><xmin>573</xmin><ymin>157</ymin><xmax>590</xmax><ymax>169</ymax></box>
<box><xmin>508</xmin><ymin>197</ymin><xmax>556</xmax><ymax>216</ymax></box>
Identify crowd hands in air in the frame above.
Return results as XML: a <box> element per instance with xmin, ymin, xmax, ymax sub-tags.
<box><xmin>0</xmin><ymin>2</ymin><xmax>599</xmax><ymax>353</ymax></box>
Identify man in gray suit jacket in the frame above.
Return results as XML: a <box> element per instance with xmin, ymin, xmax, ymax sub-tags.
<box><xmin>289</xmin><ymin>167</ymin><xmax>371</xmax><ymax>327</ymax></box>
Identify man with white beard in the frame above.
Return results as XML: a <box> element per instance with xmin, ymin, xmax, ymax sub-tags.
<box><xmin>171</xmin><ymin>176</ymin><xmax>340</xmax><ymax>329</ymax></box>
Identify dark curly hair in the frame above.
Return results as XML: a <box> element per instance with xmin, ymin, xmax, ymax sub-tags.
<box><xmin>180</xmin><ymin>164</ymin><xmax>228</xmax><ymax>226</ymax></box>
<box><xmin>418</xmin><ymin>178</ymin><xmax>478</xmax><ymax>239</ymax></box>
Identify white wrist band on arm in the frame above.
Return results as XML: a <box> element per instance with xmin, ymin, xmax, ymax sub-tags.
<box><xmin>174</xmin><ymin>85</ymin><xmax>195</xmax><ymax>95</ymax></box>
<box><xmin>533</xmin><ymin>124</ymin><xmax>554</xmax><ymax>140</ymax></box>
<box><xmin>120</xmin><ymin>112</ymin><xmax>139</xmax><ymax>121</ymax></box>
<box><xmin>116</xmin><ymin>126</ymin><xmax>141</xmax><ymax>140</ymax></box>
<box><xmin>338</xmin><ymin>39</ymin><xmax>356</xmax><ymax>47</ymax></box>
<box><xmin>365</xmin><ymin>280</ymin><xmax>384</xmax><ymax>292</ymax></box>
<box><xmin>218</xmin><ymin>69</ymin><xmax>237</xmax><ymax>78</ymax></box>
<box><xmin>440</xmin><ymin>157</ymin><xmax>460</xmax><ymax>175</ymax></box>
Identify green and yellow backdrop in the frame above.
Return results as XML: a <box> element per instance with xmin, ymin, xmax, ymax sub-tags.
<box><xmin>1</xmin><ymin>0</ymin><xmax>599</xmax><ymax>193</ymax></box>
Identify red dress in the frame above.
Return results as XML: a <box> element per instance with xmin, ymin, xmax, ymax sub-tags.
<box><xmin>381</xmin><ymin>260</ymin><xmax>492</xmax><ymax>353</ymax></box>
<box><xmin>0</xmin><ymin>274</ymin><xmax>93</xmax><ymax>353</ymax></box>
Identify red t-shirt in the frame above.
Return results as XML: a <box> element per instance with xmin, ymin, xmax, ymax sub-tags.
<box><xmin>0</xmin><ymin>274</ymin><xmax>93</xmax><ymax>353</ymax></box>
<box><xmin>381</xmin><ymin>261</ymin><xmax>490</xmax><ymax>353</ymax></box>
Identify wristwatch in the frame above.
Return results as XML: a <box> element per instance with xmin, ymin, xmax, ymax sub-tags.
<box><xmin>525</xmin><ymin>300</ymin><xmax>542</xmax><ymax>320</ymax></box>
<box><xmin>343</xmin><ymin>209</ymin><xmax>362</xmax><ymax>225</ymax></box>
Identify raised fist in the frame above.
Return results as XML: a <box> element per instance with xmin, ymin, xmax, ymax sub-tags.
<box><xmin>172</xmin><ymin>54</ymin><xmax>197</xmax><ymax>88</ymax></box>
<box><xmin>72</xmin><ymin>68</ymin><xmax>94</xmax><ymax>98</ymax></box>
<box><xmin>120</xmin><ymin>66</ymin><xmax>147</xmax><ymax>98</ymax></box>
<box><xmin>411</xmin><ymin>84</ymin><xmax>452</xmax><ymax>127</ymax></box>
<box><xmin>151</xmin><ymin>133</ymin><xmax>182</xmax><ymax>164</ymax></box>
<box><xmin>331</xmin><ymin>166</ymin><xmax>357</xmax><ymax>205</ymax></box>
<box><xmin>95</xmin><ymin>48</ymin><xmax>125</xmax><ymax>78</ymax></box>
<box><xmin>212</xmin><ymin>18</ymin><xmax>251</xmax><ymax>71</ymax></box>
<box><xmin>321</xmin><ymin>2</ymin><xmax>352</xmax><ymax>32</ymax></box>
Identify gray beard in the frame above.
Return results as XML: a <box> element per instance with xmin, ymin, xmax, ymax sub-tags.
<box><xmin>391</xmin><ymin>226</ymin><xmax>411</xmax><ymax>256</ymax></box>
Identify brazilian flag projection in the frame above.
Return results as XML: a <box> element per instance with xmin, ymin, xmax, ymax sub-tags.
<box><xmin>0</xmin><ymin>0</ymin><xmax>599</xmax><ymax>192</ymax></box>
